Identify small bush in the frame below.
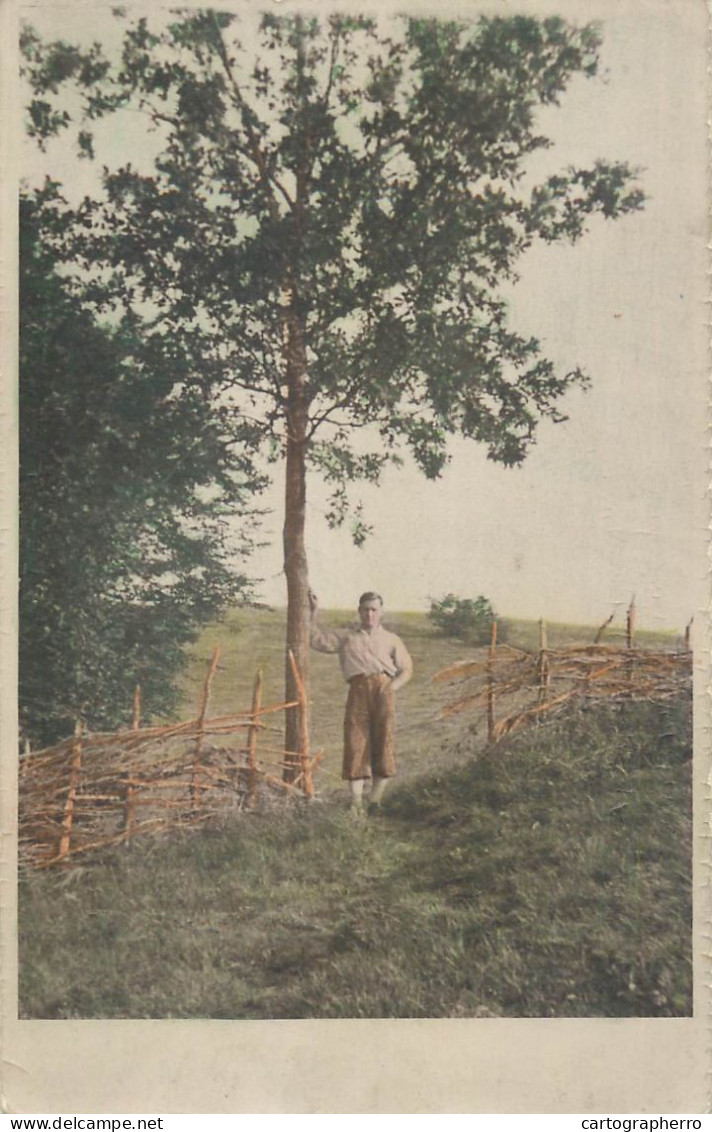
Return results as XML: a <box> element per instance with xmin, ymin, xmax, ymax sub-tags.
<box><xmin>428</xmin><ymin>593</ymin><xmax>502</xmax><ymax>645</ymax></box>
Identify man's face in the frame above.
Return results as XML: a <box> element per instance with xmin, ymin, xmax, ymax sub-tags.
<box><xmin>358</xmin><ymin>599</ymin><xmax>382</xmax><ymax>631</ymax></box>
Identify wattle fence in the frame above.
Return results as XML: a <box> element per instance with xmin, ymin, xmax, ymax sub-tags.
<box><xmin>19</xmin><ymin>601</ymin><xmax>693</xmax><ymax>868</ymax></box>
<box><xmin>19</xmin><ymin>646</ymin><xmax>322</xmax><ymax>869</ymax></box>
<box><xmin>434</xmin><ymin>602</ymin><xmax>693</xmax><ymax>743</ymax></box>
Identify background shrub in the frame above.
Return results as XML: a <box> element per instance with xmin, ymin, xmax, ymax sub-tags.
<box><xmin>428</xmin><ymin>593</ymin><xmax>503</xmax><ymax>645</ymax></box>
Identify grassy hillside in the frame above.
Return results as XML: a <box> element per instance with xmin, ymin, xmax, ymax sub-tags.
<box><xmin>177</xmin><ymin>606</ymin><xmax>487</xmax><ymax>790</ymax></box>
<box><xmin>176</xmin><ymin>607</ymin><xmax>679</xmax><ymax>792</ymax></box>
<box><xmin>19</xmin><ymin>683</ymin><xmax>692</xmax><ymax>1017</ymax></box>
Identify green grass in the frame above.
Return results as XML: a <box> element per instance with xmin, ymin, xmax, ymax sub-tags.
<box><xmin>19</xmin><ymin>668</ymin><xmax>692</xmax><ymax>1018</ymax></box>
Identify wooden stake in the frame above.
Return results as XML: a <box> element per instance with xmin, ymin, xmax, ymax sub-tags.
<box><xmin>58</xmin><ymin>720</ymin><xmax>83</xmax><ymax>862</ymax></box>
<box><xmin>487</xmin><ymin>620</ymin><xmax>498</xmax><ymax>743</ymax></box>
<box><xmin>309</xmin><ymin>750</ymin><xmax>326</xmax><ymax>774</ymax></box>
<box><xmin>288</xmin><ymin>649</ymin><xmax>314</xmax><ymax>797</ymax></box>
<box><xmin>626</xmin><ymin>597</ymin><xmax>636</xmax><ymax>649</ymax></box>
<box><xmin>262</xmin><ymin>772</ymin><xmax>307</xmax><ymax>795</ymax></box>
<box><xmin>123</xmin><ymin>684</ymin><xmax>142</xmax><ymax>845</ymax></box>
<box><xmin>593</xmin><ymin>613</ymin><xmax>614</xmax><ymax>645</ymax></box>
<box><xmin>684</xmin><ymin>617</ymin><xmax>693</xmax><ymax>651</ymax></box>
<box><xmin>192</xmin><ymin>645</ymin><xmax>221</xmax><ymax>810</ymax></box>
<box><xmin>246</xmin><ymin>669</ymin><xmax>263</xmax><ymax>809</ymax></box>
<box><xmin>20</xmin><ymin>737</ymin><xmax>31</xmax><ymax>780</ymax></box>
<box><xmin>537</xmin><ymin>619</ymin><xmax>550</xmax><ymax>706</ymax></box>
<box><xmin>132</xmin><ymin>685</ymin><xmax>142</xmax><ymax>731</ymax></box>
<box><xmin>625</xmin><ymin>597</ymin><xmax>636</xmax><ymax>698</ymax></box>
<box><xmin>123</xmin><ymin>779</ymin><xmax>137</xmax><ymax>845</ymax></box>
<box><xmin>198</xmin><ymin>646</ymin><xmax>222</xmax><ymax>722</ymax></box>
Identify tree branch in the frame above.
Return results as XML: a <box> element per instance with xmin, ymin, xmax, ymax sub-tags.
<box><xmin>224</xmin><ymin>375</ymin><xmax>283</xmax><ymax>401</ymax></box>
<box><xmin>208</xmin><ymin>13</ymin><xmax>294</xmax><ymax>216</ymax></box>
<box><xmin>308</xmin><ymin>413</ymin><xmax>361</xmax><ymax>435</ymax></box>
<box><xmin>126</xmin><ymin>103</ymin><xmax>180</xmax><ymax>132</ymax></box>
<box><xmin>321</xmin><ymin>22</ymin><xmax>341</xmax><ymax>112</ymax></box>
<box><xmin>306</xmin><ymin>387</ymin><xmax>379</xmax><ymax>438</ymax></box>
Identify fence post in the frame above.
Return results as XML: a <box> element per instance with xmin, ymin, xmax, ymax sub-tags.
<box><xmin>58</xmin><ymin>720</ymin><xmax>83</xmax><ymax>862</ymax></box>
<box><xmin>20</xmin><ymin>736</ymin><xmax>30</xmax><ymax>781</ymax></box>
<box><xmin>537</xmin><ymin>619</ymin><xmax>550</xmax><ymax>707</ymax></box>
<box><xmin>124</xmin><ymin>686</ymin><xmax>142</xmax><ymax>845</ymax></box>
<box><xmin>626</xmin><ymin>597</ymin><xmax>636</xmax><ymax>649</ymax></box>
<box><xmin>192</xmin><ymin>645</ymin><xmax>221</xmax><ymax>811</ymax></box>
<box><xmin>625</xmin><ymin>596</ymin><xmax>636</xmax><ymax>697</ymax></box>
<box><xmin>487</xmin><ymin>619</ymin><xmax>498</xmax><ymax>743</ymax></box>
<box><xmin>684</xmin><ymin>617</ymin><xmax>693</xmax><ymax>651</ymax></box>
<box><xmin>246</xmin><ymin>669</ymin><xmax>263</xmax><ymax>808</ymax></box>
<box><xmin>132</xmin><ymin>684</ymin><xmax>142</xmax><ymax>731</ymax></box>
<box><xmin>124</xmin><ymin>783</ymin><xmax>137</xmax><ymax>844</ymax></box>
<box><xmin>289</xmin><ymin>649</ymin><xmax>314</xmax><ymax>797</ymax></box>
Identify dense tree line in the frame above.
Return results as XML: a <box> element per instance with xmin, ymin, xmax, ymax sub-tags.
<box><xmin>20</xmin><ymin>193</ymin><xmax>265</xmax><ymax>745</ymax></box>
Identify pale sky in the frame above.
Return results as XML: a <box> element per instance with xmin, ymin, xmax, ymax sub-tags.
<box><xmin>20</xmin><ymin>0</ymin><xmax>709</xmax><ymax>631</ymax></box>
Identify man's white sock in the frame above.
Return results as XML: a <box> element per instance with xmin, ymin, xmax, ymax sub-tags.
<box><xmin>349</xmin><ymin>779</ymin><xmax>366</xmax><ymax>808</ymax></box>
<box><xmin>370</xmin><ymin>776</ymin><xmax>388</xmax><ymax>804</ymax></box>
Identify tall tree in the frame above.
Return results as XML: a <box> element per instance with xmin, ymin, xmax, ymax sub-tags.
<box><xmin>20</xmin><ymin>191</ymin><xmax>265</xmax><ymax>745</ymax></box>
<box><xmin>21</xmin><ymin>9</ymin><xmax>644</xmax><ymax>766</ymax></box>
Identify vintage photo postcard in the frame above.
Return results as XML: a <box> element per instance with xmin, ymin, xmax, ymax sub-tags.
<box><xmin>1</xmin><ymin>0</ymin><xmax>709</xmax><ymax>1113</ymax></box>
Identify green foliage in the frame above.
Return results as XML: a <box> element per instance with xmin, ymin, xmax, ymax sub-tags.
<box><xmin>428</xmin><ymin>592</ymin><xmax>498</xmax><ymax>645</ymax></box>
<box><xmin>20</xmin><ymin>194</ymin><xmax>265</xmax><ymax>745</ymax></box>
<box><xmin>20</xmin><ymin>9</ymin><xmax>645</xmax><ymax>532</ymax></box>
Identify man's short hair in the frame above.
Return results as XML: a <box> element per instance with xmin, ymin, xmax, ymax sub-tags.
<box><xmin>358</xmin><ymin>591</ymin><xmax>383</xmax><ymax>607</ymax></box>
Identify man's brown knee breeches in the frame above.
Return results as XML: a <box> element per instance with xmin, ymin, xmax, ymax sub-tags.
<box><xmin>342</xmin><ymin>673</ymin><xmax>396</xmax><ymax>780</ymax></box>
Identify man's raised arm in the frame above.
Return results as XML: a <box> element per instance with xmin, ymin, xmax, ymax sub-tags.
<box><xmin>308</xmin><ymin>590</ymin><xmax>343</xmax><ymax>654</ymax></box>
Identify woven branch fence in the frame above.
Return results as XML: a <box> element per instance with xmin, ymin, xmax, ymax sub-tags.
<box><xmin>19</xmin><ymin>646</ymin><xmax>322</xmax><ymax>870</ymax></box>
<box><xmin>434</xmin><ymin>602</ymin><xmax>693</xmax><ymax>745</ymax></box>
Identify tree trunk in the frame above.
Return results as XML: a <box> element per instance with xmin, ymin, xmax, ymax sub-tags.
<box><xmin>282</xmin><ymin>56</ymin><xmax>312</xmax><ymax>782</ymax></box>
<box><xmin>282</xmin><ymin>313</ymin><xmax>310</xmax><ymax>782</ymax></box>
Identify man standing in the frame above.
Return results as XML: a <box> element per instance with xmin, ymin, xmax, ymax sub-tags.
<box><xmin>308</xmin><ymin>590</ymin><xmax>413</xmax><ymax>813</ymax></box>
